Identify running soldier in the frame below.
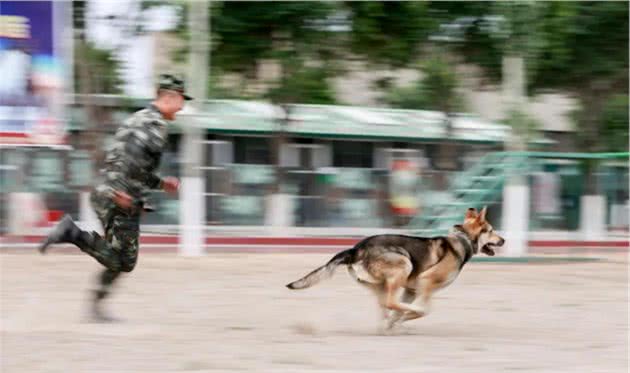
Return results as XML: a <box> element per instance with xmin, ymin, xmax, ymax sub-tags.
<box><xmin>39</xmin><ymin>74</ymin><xmax>192</xmax><ymax>321</ymax></box>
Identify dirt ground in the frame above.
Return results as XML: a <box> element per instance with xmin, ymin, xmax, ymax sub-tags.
<box><xmin>1</xmin><ymin>252</ymin><xmax>628</xmax><ymax>373</ymax></box>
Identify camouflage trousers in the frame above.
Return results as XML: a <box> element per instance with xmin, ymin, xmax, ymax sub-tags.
<box><xmin>87</xmin><ymin>190</ymin><xmax>141</xmax><ymax>296</ymax></box>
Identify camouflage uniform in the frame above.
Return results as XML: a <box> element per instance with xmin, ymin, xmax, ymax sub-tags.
<box><xmin>39</xmin><ymin>74</ymin><xmax>190</xmax><ymax>319</ymax></box>
<box><xmin>88</xmin><ymin>103</ymin><xmax>168</xmax><ymax>299</ymax></box>
<box><xmin>85</xmin><ymin>74</ymin><xmax>191</xmax><ymax>303</ymax></box>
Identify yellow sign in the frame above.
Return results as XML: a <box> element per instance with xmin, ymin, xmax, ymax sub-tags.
<box><xmin>0</xmin><ymin>15</ymin><xmax>30</xmax><ymax>38</ymax></box>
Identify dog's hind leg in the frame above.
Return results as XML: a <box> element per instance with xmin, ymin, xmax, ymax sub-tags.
<box><xmin>347</xmin><ymin>265</ymin><xmax>376</xmax><ymax>288</ymax></box>
<box><xmin>372</xmin><ymin>285</ymin><xmax>390</xmax><ymax>320</ymax></box>
<box><xmin>348</xmin><ymin>266</ymin><xmax>389</xmax><ymax>319</ymax></box>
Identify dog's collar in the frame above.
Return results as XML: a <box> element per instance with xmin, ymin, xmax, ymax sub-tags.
<box><xmin>451</xmin><ymin>225</ymin><xmax>478</xmax><ymax>247</ymax></box>
<box><xmin>449</xmin><ymin>225</ymin><xmax>476</xmax><ymax>268</ymax></box>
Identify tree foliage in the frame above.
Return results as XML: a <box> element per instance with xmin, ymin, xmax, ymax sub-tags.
<box><xmin>209</xmin><ymin>2</ymin><xmax>341</xmax><ymax>103</ymax></box>
<box><xmin>74</xmin><ymin>42</ymin><xmax>123</xmax><ymax>95</ymax></box>
<box><xmin>346</xmin><ymin>2</ymin><xmax>434</xmax><ymax>69</ymax></box>
<box><xmin>386</xmin><ymin>55</ymin><xmax>463</xmax><ymax>112</ymax></box>
<box><xmin>266</xmin><ymin>63</ymin><xmax>336</xmax><ymax>105</ymax></box>
<box><xmin>532</xmin><ymin>2</ymin><xmax>628</xmax><ymax>91</ymax></box>
<box><xmin>434</xmin><ymin>1</ymin><xmax>628</xmax><ymax>155</ymax></box>
<box><xmin>431</xmin><ymin>2</ymin><xmax>628</xmax><ymax>91</ymax></box>
<box><xmin>600</xmin><ymin>95</ymin><xmax>629</xmax><ymax>152</ymax></box>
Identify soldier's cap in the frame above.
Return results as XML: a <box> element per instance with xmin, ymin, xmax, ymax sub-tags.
<box><xmin>158</xmin><ymin>74</ymin><xmax>193</xmax><ymax>100</ymax></box>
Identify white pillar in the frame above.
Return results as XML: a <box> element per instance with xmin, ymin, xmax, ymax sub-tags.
<box><xmin>79</xmin><ymin>191</ymin><xmax>101</xmax><ymax>233</ymax></box>
<box><xmin>609</xmin><ymin>202</ymin><xmax>629</xmax><ymax>229</ymax></box>
<box><xmin>500</xmin><ymin>54</ymin><xmax>529</xmax><ymax>257</ymax></box>
<box><xmin>579</xmin><ymin>195</ymin><xmax>607</xmax><ymax>240</ymax></box>
<box><xmin>8</xmin><ymin>193</ymin><xmax>45</xmax><ymax>236</ymax></box>
<box><xmin>265</xmin><ymin>193</ymin><xmax>294</xmax><ymax>236</ymax></box>
<box><xmin>179</xmin><ymin>0</ymin><xmax>209</xmax><ymax>256</ymax></box>
<box><xmin>501</xmin><ymin>182</ymin><xmax>530</xmax><ymax>257</ymax></box>
<box><xmin>180</xmin><ymin>176</ymin><xmax>206</xmax><ymax>256</ymax></box>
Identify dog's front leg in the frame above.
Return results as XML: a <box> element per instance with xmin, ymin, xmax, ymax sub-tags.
<box><xmin>384</xmin><ymin>288</ymin><xmax>418</xmax><ymax>330</ymax></box>
<box><xmin>391</xmin><ymin>278</ymin><xmax>438</xmax><ymax>326</ymax></box>
<box><xmin>395</xmin><ymin>298</ymin><xmax>430</xmax><ymax>324</ymax></box>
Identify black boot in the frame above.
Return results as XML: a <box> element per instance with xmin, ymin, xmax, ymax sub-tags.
<box><xmin>90</xmin><ymin>289</ymin><xmax>120</xmax><ymax>323</ymax></box>
<box><xmin>39</xmin><ymin>215</ymin><xmax>80</xmax><ymax>253</ymax></box>
<box><xmin>89</xmin><ymin>269</ymin><xmax>122</xmax><ymax>323</ymax></box>
<box><xmin>39</xmin><ymin>215</ymin><xmax>97</xmax><ymax>254</ymax></box>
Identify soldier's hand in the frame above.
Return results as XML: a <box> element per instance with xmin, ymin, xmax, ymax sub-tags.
<box><xmin>113</xmin><ymin>190</ymin><xmax>134</xmax><ymax>210</ymax></box>
<box><xmin>162</xmin><ymin>177</ymin><xmax>180</xmax><ymax>195</ymax></box>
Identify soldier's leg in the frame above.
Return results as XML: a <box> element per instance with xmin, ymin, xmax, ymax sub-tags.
<box><xmin>91</xmin><ymin>212</ymin><xmax>140</xmax><ymax>322</ymax></box>
<box><xmin>85</xmin><ymin>191</ymin><xmax>126</xmax><ymax>271</ymax></box>
<box><xmin>90</xmin><ymin>190</ymin><xmax>123</xmax><ymax>300</ymax></box>
<box><xmin>97</xmin><ymin>210</ymin><xmax>139</xmax><ymax>287</ymax></box>
<box><xmin>93</xmin><ymin>269</ymin><xmax>122</xmax><ymax>301</ymax></box>
<box><xmin>39</xmin><ymin>217</ymin><xmax>123</xmax><ymax>271</ymax></box>
<box><xmin>39</xmin><ymin>192</ymin><xmax>124</xmax><ymax>272</ymax></box>
<box><xmin>76</xmin><ymin>231</ymin><xmax>123</xmax><ymax>272</ymax></box>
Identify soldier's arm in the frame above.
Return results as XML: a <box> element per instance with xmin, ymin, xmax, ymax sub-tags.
<box><xmin>141</xmin><ymin>121</ymin><xmax>180</xmax><ymax>195</ymax></box>
<box><xmin>145</xmin><ymin>171</ymin><xmax>163</xmax><ymax>190</ymax></box>
<box><xmin>101</xmin><ymin>122</ymin><xmax>133</xmax><ymax>199</ymax></box>
<box><xmin>141</xmin><ymin>119</ymin><xmax>168</xmax><ymax>190</ymax></box>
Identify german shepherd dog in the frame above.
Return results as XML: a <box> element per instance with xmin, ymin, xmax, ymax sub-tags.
<box><xmin>286</xmin><ymin>207</ymin><xmax>505</xmax><ymax>330</ymax></box>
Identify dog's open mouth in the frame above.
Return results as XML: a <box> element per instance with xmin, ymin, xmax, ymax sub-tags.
<box><xmin>481</xmin><ymin>244</ymin><xmax>498</xmax><ymax>256</ymax></box>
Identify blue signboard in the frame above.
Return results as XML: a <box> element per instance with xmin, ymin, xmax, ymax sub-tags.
<box><xmin>0</xmin><ymin>1</ymin><xmax>67</xmax><ymax>144</ymax></box>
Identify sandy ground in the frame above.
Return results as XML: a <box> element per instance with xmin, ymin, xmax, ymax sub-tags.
<box><xmin>1</xmin><ymin>252</ymin><xmax>628</xmax><ymax>373</ymax></box>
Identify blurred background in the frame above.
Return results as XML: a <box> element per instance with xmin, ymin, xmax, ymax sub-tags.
<box><xmin>1</xmin><ymin>3</ymin><xmax>628</xmax><ymax>372</ymax></box>
<box><xmin>1</xmin><ymin>1</ymin><xmax>628</xmax><ymax>253</ymax></box>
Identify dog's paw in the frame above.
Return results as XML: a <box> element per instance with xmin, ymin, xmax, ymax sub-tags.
<box><xmin>381</xmin><ymin>318</ymin><xmax>398</xmax><ymax>333</ymax></box>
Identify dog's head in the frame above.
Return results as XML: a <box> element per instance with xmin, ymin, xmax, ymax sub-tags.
<box><xmin>462</xmin><ymin>206</ymin><xmax>505</xmax><ymax>256</ymax></box>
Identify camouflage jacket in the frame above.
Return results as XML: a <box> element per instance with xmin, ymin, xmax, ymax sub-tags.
<box><xmin>96</xmin><ymin>105</ymin><xmax>168</xmax><ymax>207</ymax></box>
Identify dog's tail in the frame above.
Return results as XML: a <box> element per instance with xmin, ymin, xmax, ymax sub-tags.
<box><xmin>286</xmin><ymin>248</ymin><xmax>357</xmax><ymax>290</ymax></box>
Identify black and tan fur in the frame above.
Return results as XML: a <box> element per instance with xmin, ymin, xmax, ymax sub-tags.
<box><xmin>286</xmin><ymin>207</ymin><xmax>505</xmax><ymax>329</ymax></box>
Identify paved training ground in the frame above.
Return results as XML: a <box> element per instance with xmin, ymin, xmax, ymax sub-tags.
<box><xmin>1</xmin><ymin>252</ymin><xmax>628</xmax><ymax>372</ymax></box>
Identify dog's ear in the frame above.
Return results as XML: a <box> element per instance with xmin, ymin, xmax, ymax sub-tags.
<box><xmin>478</xmin><ymin>206</ymin><xmax>488</xmax><ymax>222</ymax></box>
<box><xmin>465</xmin><ymin>208</ymin><xmax>477</xmax><ymax>220</ymax></box>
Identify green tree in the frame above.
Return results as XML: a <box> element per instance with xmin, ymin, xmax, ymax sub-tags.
<box><xmin>208</xmin><ymin>2</ymin><xmax>343</xmax><ymax>193</ymax></box>
<box><xmin>532</xmin><ymin>2</ymin><xmax>628</xmax><ymax>192</ymax></box>
<box><xmin>347</xmin><ymin>2</ymin><xmax>433</xmax><ymax>69</ymax></box>
<box><xmin>600</xmin><ymin>95</ymin><xmax>629</xmax><ymax>152</ymax></box>
<box><xmin>442</xmin><ymin>2</ymin><xmax>628</xmax><ymax>135</ymax></box>
<box><xmin>386</xmin><ymin>55</ymin><xmax>463</xmax><ymax>113</ymax></box>
<box><xmin>267</xmin><ymin>62</ymin><xmax>336</xmax><ymax>105</ymax></box>
<box><xmin>503</xmin><ymin>109</ymin><xmax>541</xmax><ymax>147</ymax></box>
<box><xmin>386</xmin><ymin>54</ymin><xmax>466</xmax><ymax>172</ymax></box>
<box><xmin>436</xmin><ymin>1</ymin><xmax>628</xmax><ymax>190</ymax></box>
<box><xmin>211</xmin><ymin>1</ymin><xmax>340</xmax><ymax>102</ymax></box>
<box><xmin>421</xmin><ymin>2</ymin><xmax>501</xmax><ymax>82</ymax></box>
<box><xmin>346</xmin><ymin>1</ymin><xmax>435</xmax><ymax>93</ymax></box>
<box><xmin>74</xmin><ymin>42</ymin><xmax>123</xmax><ymax>95</ymax></box>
